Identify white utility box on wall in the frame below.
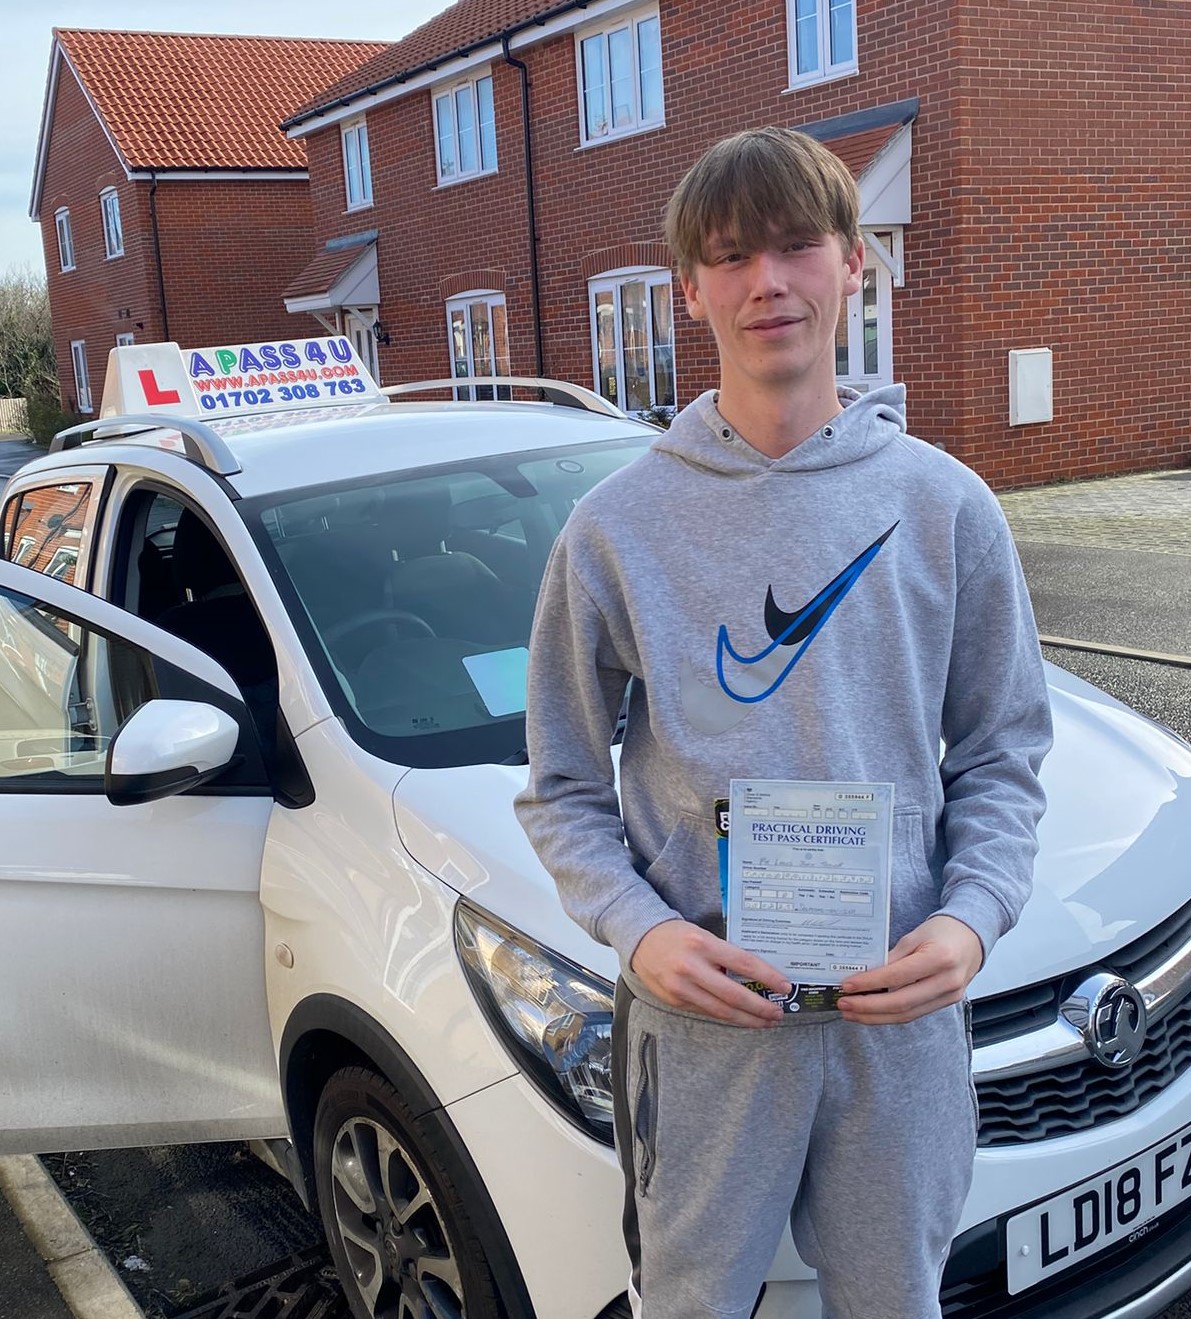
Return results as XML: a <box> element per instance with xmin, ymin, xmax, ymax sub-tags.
<box><xmin>1008</xmin><ymin>347</ymin><xmax>1053</xmax><ymax>426</ymax></box>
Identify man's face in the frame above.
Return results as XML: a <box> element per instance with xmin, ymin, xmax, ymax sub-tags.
<box><xmin>680</xmin><ymin>228</ymin><xmax>864</xmax><ymax>394</ymax></box>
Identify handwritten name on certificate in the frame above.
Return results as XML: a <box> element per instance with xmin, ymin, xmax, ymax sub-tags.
<box><xmin>726</xmin><ymin>780</ymin><xmax>894</xmax><ymax>986</ymax></box>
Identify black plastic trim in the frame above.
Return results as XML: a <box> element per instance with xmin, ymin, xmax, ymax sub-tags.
<box><xmin>105</xmin><ymin>762</ymin><xmax>203</xmax><ymax>807</ymax></box>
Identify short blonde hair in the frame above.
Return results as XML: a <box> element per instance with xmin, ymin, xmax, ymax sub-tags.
<box><xmin>665</xmin><ymin>126</ymin><xmax>861</xmax><ymax>275</ymax></box>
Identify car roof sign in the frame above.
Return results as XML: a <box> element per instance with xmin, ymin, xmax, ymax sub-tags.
<box><xmin>99</xmin><ymin>336</ymin><xmax>384</xmax><ymax>420</ymax></box>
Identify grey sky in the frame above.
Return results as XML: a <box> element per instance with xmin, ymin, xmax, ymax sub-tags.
<box><xmin>1</xmin><ymin>1</ymin><xmax>449</xmax><ymax>277</ymax></box>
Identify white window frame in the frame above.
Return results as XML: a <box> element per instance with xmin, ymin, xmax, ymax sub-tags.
<box><xmin>100</xmin><ymin>187</ymin><xmax>123</xmax><ymax>258</ymax></box>
<box><xmin>575</xmin><ymin>6</ymin><xmax>665</xmax><ymax>147</ymax></box>
<box><xmin>835</xmin><ymin>231</ymin><xmax>896</xmax><ymax>392</ymax></box>
<box><xmin>70</xmin><ymin>341</ymin><xmax>92</xmax><ymax>413</ymax></box>
<box><xmin>588</xmin><ymin>265</ymin><xmax>676</xmax><ymax>416</ymax></box>
<box><xmin>786</xmin><ymin>0</ymin><xmax>858</xmax><ymax>90</ymax></box>
<box><xmin>341</xmin><ymin>117</ymin><xmax>373</xmax><ymax>210</ymax></box>
<box><xmin>433</xmin><ymin>72</ymin><xmax>498</xmax><ymax>185</ymax></box>
<box><xmin>55</xmin><ymin>208</ymin><xmax>75</xmax><ymax>272</ymax></box>
<box><xmin>115</xmin><ymin>331</ymin><xmax>135</xmax><ymax>347</ymax></box>
<box><xmin>445</xmin><ymin>291</ymin><xmax>510</xmax><ymax>400</ymax></box>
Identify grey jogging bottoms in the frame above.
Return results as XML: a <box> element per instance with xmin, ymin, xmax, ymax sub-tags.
<box><xmin>611</xmin><ymin>981</ymin><xmax>978</xmax><ymax>1319</ymax></box>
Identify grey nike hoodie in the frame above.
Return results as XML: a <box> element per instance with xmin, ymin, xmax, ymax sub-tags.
<box><xmin>515</xmin><ymin>386</ymin><xmax>1053</xmax><ymax>994</ymax></box>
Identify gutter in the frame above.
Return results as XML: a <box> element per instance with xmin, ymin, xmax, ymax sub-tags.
<box><xmin>281</xmin><ymin>0</ymin><xmax>592</xmax><ymax>132</ymax></box>
<box><xmin>501</xmin><ymin>36</ymin><xmax>545</xmax><ymax>376</ymax></box>
<box><xmin>148</xmin><ymin>171</ymin><xmax>170</xmax><ymax>341</ymax></box>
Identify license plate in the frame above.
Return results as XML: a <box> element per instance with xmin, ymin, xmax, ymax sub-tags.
<box><xmin>1006</xmin><ymin>1121</ymin><xmax>1191</xmax><ymax>1294</ymax></box>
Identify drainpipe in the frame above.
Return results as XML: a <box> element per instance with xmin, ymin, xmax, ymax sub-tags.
<box><xmin>148</xmin><ymin>170</ymin><xmax>170</xmax><ymax>342</ymax></box>
<box><xmin>501</xmin><ymin>35</ymin><xmax>544</xmax><ymax>376</ymax></box>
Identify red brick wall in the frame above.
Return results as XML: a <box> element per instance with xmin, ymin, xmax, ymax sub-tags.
<box><xmin>39</xmin><ymin>62</ymin><xmax>158</xmax><ymax>412</ymax></box>
<box><xmin>39</xmin><ymin>60</ymin><xmax>323</xmax><ymax>415</ymax></box>
<box><xmin>151</xmin><ymin>179</ymin><xmax>322</xmax><ymax>349</ymax></box>
<box><xmin>947</xmin><ymin>0</ymin><xmax>1191</xmax><ymax>486</ymax></box>
<box><xmin>302</xmin><ymin>0</ymin><xmax>1190</xmax><ymax>487</ymax></box>
<box><xmin>306</xmin><ymin>72</ymin><xmax>538</xmax><ymax>389</ymax></box>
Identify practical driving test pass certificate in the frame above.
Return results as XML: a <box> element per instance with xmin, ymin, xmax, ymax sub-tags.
<box><xmin>726</xmin><ymin>780</ymin><xmax>894</xmax><ymax>987</ymax></box>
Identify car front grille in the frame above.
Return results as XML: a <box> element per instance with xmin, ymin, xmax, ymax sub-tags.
<box><xmin>976</xmin><ymin>991</ymin><xmax>1191</xmax><ymax>1146</ymax></box>
<box><xmin>971</xmin><ymin>898</ymin><xmax>1191</xmax><ymax>1147</ymax></box>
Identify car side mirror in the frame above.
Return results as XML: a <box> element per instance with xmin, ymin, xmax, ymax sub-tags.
<box><xmin>105</xmin><ymin>699</ymin><xmax>241</xmax><ymax>807</ymax></box>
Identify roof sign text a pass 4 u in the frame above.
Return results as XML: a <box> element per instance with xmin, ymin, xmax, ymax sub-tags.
<box><xmin>97</xmin><ymin>336</ymin><xmax>382</xmax><ymax>420</ymax></box>
<box><xmin>188</xmin><ymin>337</ymin><xmax>382</xmax><ymax>415</ymax></box>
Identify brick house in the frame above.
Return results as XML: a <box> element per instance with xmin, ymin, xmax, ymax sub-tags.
<box><xmin>29</xmin><ymin>28</ymin><xmax>387</xmax><ymax>416</ymax></box>
<box><xmin>281</xmin><ymin>0</ymin><xmax>1189</xmax><ymax>487</ymax></box>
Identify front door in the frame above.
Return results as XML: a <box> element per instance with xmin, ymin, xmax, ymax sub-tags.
<box><xmin>345</xmin><ymin>311</ymin><xmax>379</xmax><ymax>381</ymax></box>
<box><xmin>0</xmin><ymin>559</ymin><xmax>284</xmax><ymax>1153</ymax></box>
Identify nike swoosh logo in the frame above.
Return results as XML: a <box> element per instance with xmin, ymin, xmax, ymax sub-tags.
<box><xmin>679</xmin><ymin>524</ymin><xmax>897</xmax><ymax>734</ymax></box>
<box><xmin>764</xmin><ymin>523</ymin><xmax>898</xmax><ymax>646</ymax></box>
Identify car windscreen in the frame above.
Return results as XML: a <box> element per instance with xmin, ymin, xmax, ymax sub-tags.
<box><xmin>243</xmin><ymin>436</ymin><xmax>650</xmax><ymax>768</ymax></box>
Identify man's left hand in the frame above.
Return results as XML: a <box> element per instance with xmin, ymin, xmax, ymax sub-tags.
<box><xmin>836</xmin><ymin>915</ymin><xmax>983</xmax><ymax>1025</ymax></box>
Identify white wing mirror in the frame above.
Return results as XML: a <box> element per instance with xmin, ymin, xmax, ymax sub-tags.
<box><xmin>105</xmin><ymin>699</ymin><xmax>240</xmax><ymax>807</ymax></box>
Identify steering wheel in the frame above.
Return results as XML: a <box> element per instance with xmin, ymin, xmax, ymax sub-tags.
<box><xmin>324</xmin><ymin>608</ymin><xmax>437</xmax><ymax>648</ymax></box>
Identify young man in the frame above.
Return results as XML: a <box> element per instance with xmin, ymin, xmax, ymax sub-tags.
<box><xmin>515</xmin><ymin>127</ymin><xmax>1052</xmax><ymax>1319</ymax></box>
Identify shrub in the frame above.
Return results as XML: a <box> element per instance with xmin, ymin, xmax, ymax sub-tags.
<box><xmin>637</xmin><ymin>403</ymin><xmax>676</xmax><ymax>429</ymax></box>
<box><xmin>24</xmin><ymin>393</ymin><xmax>84</xmax><ymax>448</ymax></box>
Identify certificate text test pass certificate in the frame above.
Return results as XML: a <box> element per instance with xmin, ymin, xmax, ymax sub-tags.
<box><xmin>726</xmin><ymin>780</ymin><xmax>894</xmax><ymax>985</ymax></box>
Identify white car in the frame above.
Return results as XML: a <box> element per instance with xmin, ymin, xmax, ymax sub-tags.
<box><xmin>2</xmin><ymin>337</ymin><xmax>1191</xmax><ymax>1319</ymax></box>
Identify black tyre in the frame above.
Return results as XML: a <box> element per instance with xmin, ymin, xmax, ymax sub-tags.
<box><xmin>313</xmin><ymin>1065</ymin><xmax>506</xmax><ymax>1319</ymax></box>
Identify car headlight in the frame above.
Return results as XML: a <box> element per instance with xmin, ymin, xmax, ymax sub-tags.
<box><xmin>455</xmin><ymin>901</ymin><xmax>615</xmax><ymax>1146</ymax></box>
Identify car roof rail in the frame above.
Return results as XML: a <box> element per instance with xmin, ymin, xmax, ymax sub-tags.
<box><xmin>49</xmin><ymin>414</ymin><xmax>242</xmax><ymax>476</ymax></box>
<box><xmin>380</xmin><ymin>376</ymin><xmax>628</xmax><ymax>419</ymax></box>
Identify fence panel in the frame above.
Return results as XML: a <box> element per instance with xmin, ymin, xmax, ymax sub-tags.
<box><xmin>0</xmin><ymin>398</ymin><xmax>29</xmax><ymax>434</ymax></box>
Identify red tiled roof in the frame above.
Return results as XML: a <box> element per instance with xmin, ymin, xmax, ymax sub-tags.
<box><xmin>284</xmin><ymin>242</ymin><xmax>375</xmax><ymax>300</ymax></box>
<box><xmin>823</xmin><ymin>124</ymin><xmax>902</xmax><ymax>179</ymax></box>
<box><xmin>55</xmin><ymin>28</ymin><xmax>390</xmax><ymax>170</ymax></box>
<box><xmin>287</xmin><ymin>0</ymin><xmax>570</xmax><ymax>125</ymax></box>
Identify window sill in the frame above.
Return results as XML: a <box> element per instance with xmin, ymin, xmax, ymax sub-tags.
<box><xmin>433</xmin><ymin>167</ymin><xmax>499</xmax><ymax>191</ymax></box>
<box><xmin>575</xmin><ymin>119</ymin><xmax>666</xmax><ymax>152</ymax></box>
<box><xmin>344</xmin><ymin>199</ymin><xmax>374</xmax><ymax>214</ymax></box>
<box><xmin>104</xmin><ymin>252</ymin><xmax>124</xmax><ymax>261</ymax></box>
<box><xmin>783</xmin><ymin>65</ymin><xmax>859</xmax><ymax>94</ymax></box>
<box><xmin>59</xmin><ymin>265</ymin><xmax>76</xmax><ymax>274</ymax></box>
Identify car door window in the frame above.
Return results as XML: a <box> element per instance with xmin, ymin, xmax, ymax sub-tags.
<box><xmin>0</xmin><ymin>580</ymin><xmax>267</xmax><ymax>792</ymax></box>
<box><xmin>1</xmin><ymin>482</ymin><xmax>99</xmax><ymax>588</ymax></box>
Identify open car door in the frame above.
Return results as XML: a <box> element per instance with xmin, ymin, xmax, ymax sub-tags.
<box><xmin>0</xmin><ymin>558</ymin><xmax>285</xmax><ymax>1153</ymax></box>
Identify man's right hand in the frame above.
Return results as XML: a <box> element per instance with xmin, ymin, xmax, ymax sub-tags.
<box><xmin>630</xmin><ymin>920</ymin><xmax>791</xmax><ymax>1026</ymax></box>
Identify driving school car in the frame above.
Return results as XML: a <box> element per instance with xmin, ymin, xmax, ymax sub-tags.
<box><xmin>2</xmin><ymin>336</ymin><xmax>1191</xmax><ymax>1319</ymax></box>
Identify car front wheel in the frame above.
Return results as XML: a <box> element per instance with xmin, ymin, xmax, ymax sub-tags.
<box><xmin>313</xmin><ymin>1065</ymin><xmax>505</xmax><ymax>1319</ymax></box>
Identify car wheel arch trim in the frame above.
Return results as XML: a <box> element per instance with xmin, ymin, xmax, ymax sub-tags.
<box><xmin>279</xmin><ymin>992</ymin><xmax>539</xmax><ymax>1318</ymax></box>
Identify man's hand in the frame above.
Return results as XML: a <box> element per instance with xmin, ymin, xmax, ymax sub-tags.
<box><xmin>630</xmin><ymin>920</ymin><xmax>791</xmax><ymax>1026</ymax></box>
<box><xmin>837</xmin><ymin>915</ymin><xmax>983</xmax><ymax>1025</ymax></box>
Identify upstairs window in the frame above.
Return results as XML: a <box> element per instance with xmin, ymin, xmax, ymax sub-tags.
<box><xmin>341</xmin><ymin>118</ymin><xmax>373</xmax><ymax>210</ymax></box>
<box><xmin>589</xmin><ymin>268</ymin><xmax>675</xmax><ymax>414</ymax></box>
<box><xmin>55</xmin><ymin>208</ymin><xmax>75</xmax><ymax>272</ymax></box>
<box><xmin>434</xmin><ymin>74</ymin><xmax>497</xmax><ymax>184</ymax></box>
<box><xmin>100</xmin><ymin>187</ymin><xmax>123</xmax><ymax>258</ymax></box>
<box><xmin>577</xmin><ymin>8</ymin><xmax>664</xmax><ymax>146</ymax></box>
<box><xmin>788</xmin><ymin>0</ymin><xmax>858</xmax><ymax>88</ymax></box>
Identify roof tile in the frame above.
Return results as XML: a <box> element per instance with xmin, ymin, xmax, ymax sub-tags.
<box><xmin>56</xmin><ymin>29</ymin><xmax>390</xmax><ymax>170</ymax></box>
<box><xmin>287</xmin><ymin>0</ymin><xmax>566</xmax><ymax>124</ymax></box>
<box><xmin>284</xmin><ymin>242</ymin><xmax>375</xmax><ymax>299</ymax></box>
<box><xmin>822</xmin><ymin>124</ymin><xmax>902</xmax><ymax>178</ymax></box>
